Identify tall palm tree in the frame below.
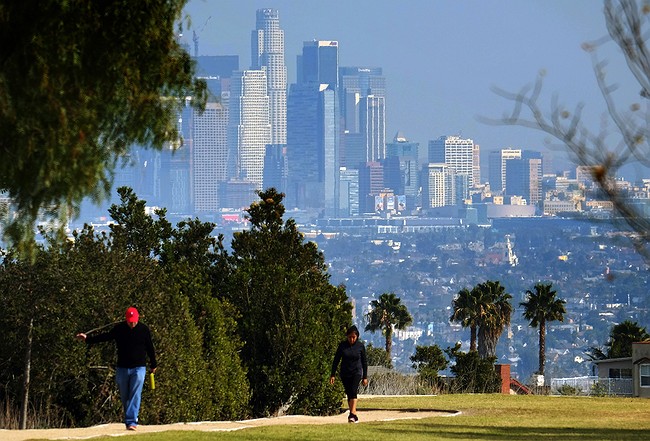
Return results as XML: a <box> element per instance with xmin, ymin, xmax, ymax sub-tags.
<box><xmin>475</xmin><ymin>280</ymin><xmax>513</xmax><ymax>359</ymax></box>
<box><xmin>520</xmin><ymin>282</ymin><xmax>566</xmax><ymax>376</ymax></box>
<box><xmin>451</xmin><ymin>287</ymin><xmax>479</xmax><ymax>351</ymax></box>
<box><xmin>365</xmin><ymin>292</ymin><xmax>413</xmax><ymax>363</ymax></box>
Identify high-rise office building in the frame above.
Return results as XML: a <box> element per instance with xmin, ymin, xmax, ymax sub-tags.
<box><xmin>160</xmin><ymin>100</ymin><xmax>193</xmax><ymax>214</ymax></box>
<box><xmin>488</xmin><ymin>148</ymin><xmax>522</xmax><ymax>194</ymax></box>
<box><xmin>339</xmin><ymin>167</ymin><xmax>359</xmax><ymax>216</ymax></box>
<box><xmin>473</xmin><ymin>142</ymin><xmax>481</xmax><ymax>186</ymax></box>
<box><xmin>421</xmin><ymin>163</ymin><xmax>454</xmax><ymax>209</ymax></box>
<box><xmin>381</xmin><ymin>155</ymin><xmax>403</xmax><ymax>195</ymax></box>
<box><xmin>299</xmin><ymin>40</ymin><xmax>339</xmax><ymax>86</ymax></box>
<box><xmin>358</xmin><ymin>162</ymin><xmax>384</xmax><ymax>214</ymax></box>
<box><xmin>251</xmin><ymin>9</ymin><xmax>287</xmax><ymax>146</ymax></box>
<box><xmin>287</xmin><ymin>40</ymin><xmax>339</xmax><ymax>215</ymax></box>
<box><xmin>386</xmin><ymin>131</ymin><xmax>419</xmax><ymax>207</ymax></box>
<box><xmin>339</xmin><ymin>66</ymin><xmax>386</xmax><ymax>165</ymax></box>
<box><xmin>193</xmin><ymin>101</ymin><xmax>228</xmax><ymax>213</ymax></box>
<box><xmin>360</xmin><ymin>95</ymin><xmax>386</xmax><ymax>162</ymax></box>
<box><xmin>228</xmin><ymin>70</ymin><xmax>271</xmax><ymax>194</ymax></box>
<box><xmin>505</xmin><ymin>150</ymin><xmax>543</xmax><ymax>206</ymax></box>
<box><xmin>263</xmin><ymin>144</ymin><xmax>287</xmax><ymax>194</ymax></box>
<box><xmin>428</xmin><ymin>135</ymin><xmax>476</xmax><ymax>188</ymax></box>
<box><xmin>195</xmin><ymin>55</ymin><xmax>239</xmax><ymax>99</ymax></box>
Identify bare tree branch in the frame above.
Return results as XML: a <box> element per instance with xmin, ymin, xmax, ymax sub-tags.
<box><xmin>482</xmin><ymin>0</ymin><xmax>650</xmax><ymax>261</ymax></box>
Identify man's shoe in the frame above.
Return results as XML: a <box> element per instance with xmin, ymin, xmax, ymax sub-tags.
<box><xmin>127</xmin><ymin>426</ymin><xmax>137</xmax><ymax>431</ymax></box>
<box><xmin>348</xmin><ymin>413</ymin><xmax>358</xmax><ymax>423</ymax></box>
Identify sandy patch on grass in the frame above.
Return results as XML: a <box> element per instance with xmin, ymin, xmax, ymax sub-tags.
<box><xmin>0</xmin><ymin>407</ymin><xmax>457</xmax><ymax>441</ymax></box>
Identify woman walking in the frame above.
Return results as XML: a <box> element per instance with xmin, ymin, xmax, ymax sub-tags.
<box><xmin>330</xmin><ymin>325</ymin><xmax>368</xmax><ymax>423</ymax></box>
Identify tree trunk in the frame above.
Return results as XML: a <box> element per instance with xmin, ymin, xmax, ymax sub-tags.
<box><xmin>539</xmin><ymin>320</ymin><xmax>546</xmax><ymax>375</ymax></box>
<box><xmin>478</xmin><ymin>326</ymin><xmax>497</xmax><ymax>359</ymax></box>
<box><xmin>19</xmin><ymin>317</ymin><xmax>34</xmax><ymax>430</ymax></box>
<box><xmin>470</xmin><ymin>325</ymin><xmax>477</xmax><ymax>352</ymax></box>
<box><xmin>385</xmin><ymin>327</ymin><xmax>393</xmax><ymax>363</ymax></box>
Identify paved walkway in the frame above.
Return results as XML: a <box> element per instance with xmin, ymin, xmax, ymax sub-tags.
<box><xmin>1</xmin><ymin>408</ymin><xmax>457</xmax><ymax>441</ymax></box>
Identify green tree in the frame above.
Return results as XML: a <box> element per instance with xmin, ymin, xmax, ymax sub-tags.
<box><xmin>104</xmin><ymin>188</ymin><xmax>250</xmax><ymax>421</ymax></box>
<box><xmin>520</xmin><ymin>282</ymin><xmax>567</xmax><ymax>376</ymax></box>
<box><xmin>450</xmin><ymin>287</ymin><xmax>479</xmax><ymax>351</ymax></box>
<box><xmin>475</xmin><ymin>281</ymin><xmax>513</xmax><ymax>360</ymax></box>
<box><xmin>221</xmin><ymin>188</ymin><xmax>352</xmax><ymax>417</ymax></box>
<box><xmin>606</xmin><ymin>320</ymin><xmax>649</xmax><ymax>358</ymax></box>
<box><xmin>366</xmin><ymin>343</ymin><xmax>392</xmax><ymax>368</ymax></box>
<box><xmin>0</xmin><ymin>189</ymin><xmax>251</xmax><ymax>428</ymax></box>
<box><xmin>410</xmin><ymin>345</ymin><xmax>448</xmax><ymax>383</ymax></box>
<box><xmin>0</xmin><ymin>1</ymin><xmax>207</xmax><ymax>254</ymax></box>
<box><xmin>365</xmin><ymin>292</ymin><xmax>413</xmax><ymax>363</ymax></box>
<box><xmin>445</xmin><ymin>343</ymin><xmax>501</xmax><ymax>393</ymax></box>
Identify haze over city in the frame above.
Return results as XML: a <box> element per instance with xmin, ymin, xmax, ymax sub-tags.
<box><xmin>181</xmin><ymin>0</ymin><xmax>640</xmax><ymax>176</ymax></box>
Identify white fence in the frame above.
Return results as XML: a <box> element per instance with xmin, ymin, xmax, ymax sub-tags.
<box><xmin>550</xmin><ymin>376</ymin><xmax>633</xmax><ymax>396</ymax></box>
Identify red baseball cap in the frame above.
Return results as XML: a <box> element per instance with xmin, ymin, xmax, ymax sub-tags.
<box><xmin>125</xmin><ymin>307</ymin><xmax>139</xmax><ymax>323</ymax></box>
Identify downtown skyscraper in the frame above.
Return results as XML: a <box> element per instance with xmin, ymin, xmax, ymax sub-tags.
<box><xmin>251</xmin><ymin>8</ymin><xmax>287</xmax><ymax>146</ymax></box>
<box><xmin>287</xmin><ymin>40</ymin><xmax>340</xmax><ymax>215</ymax></box>
<box><xmin>227</xmin><ymin>70</ymin><xmax>271</xmax><ymax>192</ymax></box>
<box><xmin>339</xmin><ymin>67</ymin><xmax>386</xmax><ymax>166</ymax></box>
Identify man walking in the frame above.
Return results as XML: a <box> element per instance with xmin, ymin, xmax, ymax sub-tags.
<box><xmin>76</xmin><ymin>307</ymin><xmax>157</xmax><ymax>431</ymax></box>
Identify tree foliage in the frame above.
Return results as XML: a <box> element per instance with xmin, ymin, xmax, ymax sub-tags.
<box><xmin>0</xmin><ymin>188</ymin><xmax>249</xmax><ymax>428</ymax></box>
<box><xmin>451</xmin><ymin>281</ymin><xmax>512</xmax><ymax>360</ymax></box>
<box><xmin>364</xmin><ymin>292</ymin><xmax>413</xmax><ymax>364</ymax></box>
<box><xmin>474</xmin><ymin>281</ymin><xmax>513</xmax><ymax>359</ymax></box>
<box><xmin>445</xmin><ymin>344</ymin><xmax>501</xmax><ymax>393</ymax></box>
<box><xmin>410</xmin><ymin>345</ymin><xmax>448</xmax><ymax>383</ymax></box>
<box><xmin>450</xmin><ymin>287</ymin><xmax>479</xmax><ymax>351</ymax></box>
<box><xmin>0</xmin><ymin>0</ymin><xmax>207</xmax><ymax>254</ymax></box>
<box><xmin>520</xmin><ymin>282</ymin><xmax>566</xmax><ymax>375</ymax></box>
<box><xmin>218</xmin><ymin>188</ymin><xmax>352</xmax><ymax>417</ymax></box>
<box><xmin>366</xmin><ymin>343</ymin><xmax>392</xmax><ymax>369</ymax></box>
<box><xmin>607</xmin><ymin>320</ymin><xmax>649</xmax><ymax>358</ymax></box>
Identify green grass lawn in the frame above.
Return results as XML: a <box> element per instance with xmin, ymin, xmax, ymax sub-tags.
<box><xmin>43</xmin><ymin>394</ymin><xmax>650</xmax><ymax>440</ymax></box>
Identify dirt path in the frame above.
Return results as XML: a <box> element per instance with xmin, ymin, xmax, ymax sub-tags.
<box><xmin>0</xmin><ymin>408</ymin><xmax>457</xmax><ymax>441</ymax></box>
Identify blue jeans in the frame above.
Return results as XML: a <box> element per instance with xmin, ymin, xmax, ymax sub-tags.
<box><xmin>115</xmin><ymin>366</ymin><xmax>146</xmax><ymax>428</ymax></box>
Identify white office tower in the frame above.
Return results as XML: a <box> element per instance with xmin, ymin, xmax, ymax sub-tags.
<box><xmin>422</xmin><ymin>163</ymin><xmax>454</xmax><ymax>208</ymax></box>
<box><xmin>488</xmin><ymin>148</ymin><xmax>522</xmax><ymax>193</ymax></box>
<box><xmin>360</xmin><ymin>95</ymin><xmax>386</xmax><ymax>162</ymax></box>
<box><xmin>251</xmin><ymin>9</ymin><xmax>287</xmax><ymax>146</ymax></box>
<box><xmin>428</xmin><ymin>135</ymin><xmax>476</xmax><ymax>188</ymax></box>
<box><xmin>193</xmin><ymin>101</ymin><xmax>228</xmax><ymax>213</ymax></box>
<box><xmin>228</xmin><ymin>70</ymin><xmax>271</xmax><ymax>191</ymax></box>
<box><xmin>473</xmin><ymin>142</ymin><xmax>481</xmax><ymax>186</ymax></box>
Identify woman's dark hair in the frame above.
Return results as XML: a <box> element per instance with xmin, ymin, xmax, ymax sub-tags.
<box><xmin>346</xmin><ymin>325</ymin><xmax>359</xmax><ymax>337</ymax></box>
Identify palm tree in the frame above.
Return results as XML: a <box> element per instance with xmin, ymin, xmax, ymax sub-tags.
<box><xmin>520</xmin><ymin>282</ymin><xmax>566</xmax><ymax>376</ymax></box>
<box><xmin>606</xmin><ymin>320</ymin><xmax>650</xmax><ymax>358</ymax></box>
<box><xmin>365</xmin><ymin>292</ymin><xmax>413</xmax><ymax>363</ymax></box>
<box><xmin>450</xmin><ymin>287</ymin><xmax>479</xmax><ymax>351</ymax></box>
<box><xmin>475</xmin><ymin>280</ymin><xmax>513</xmax><ymax>359</ymax></box>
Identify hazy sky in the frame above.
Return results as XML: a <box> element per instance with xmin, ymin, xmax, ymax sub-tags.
<box><xmin>181</xmin><ymin>0</ymin><xmax>639</xmax><ymax>173</ymax></box>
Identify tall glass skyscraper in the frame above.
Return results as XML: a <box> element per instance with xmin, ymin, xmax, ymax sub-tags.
<box><xmin>488</xmin><ymin>148</ymin><xmax>521</xmax><ymax>194</ymax></box>
<box><xmin>386</xmin><ymin>131</ymin><xmax>419</xmax><ymax>207</ymax></box>
<box><xmin>251</xmin><ymin>9</ymin><xmax>287</xmax><ymax>146</ymax></box>
<box><xmin>287</xmin><ymin>41</ymin><xmax>339</xmax><ymax>215</ymax></box>
<box><xmin>339</xmin><ymin>67</ymin><xmax>386</xmax><ymax>165</ymax></box>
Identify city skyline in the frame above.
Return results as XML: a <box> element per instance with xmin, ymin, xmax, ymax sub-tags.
<box><xmin>181</xmin><ymin>0</ymin><xmax>642</xmax><ymax>178</ymax></box>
